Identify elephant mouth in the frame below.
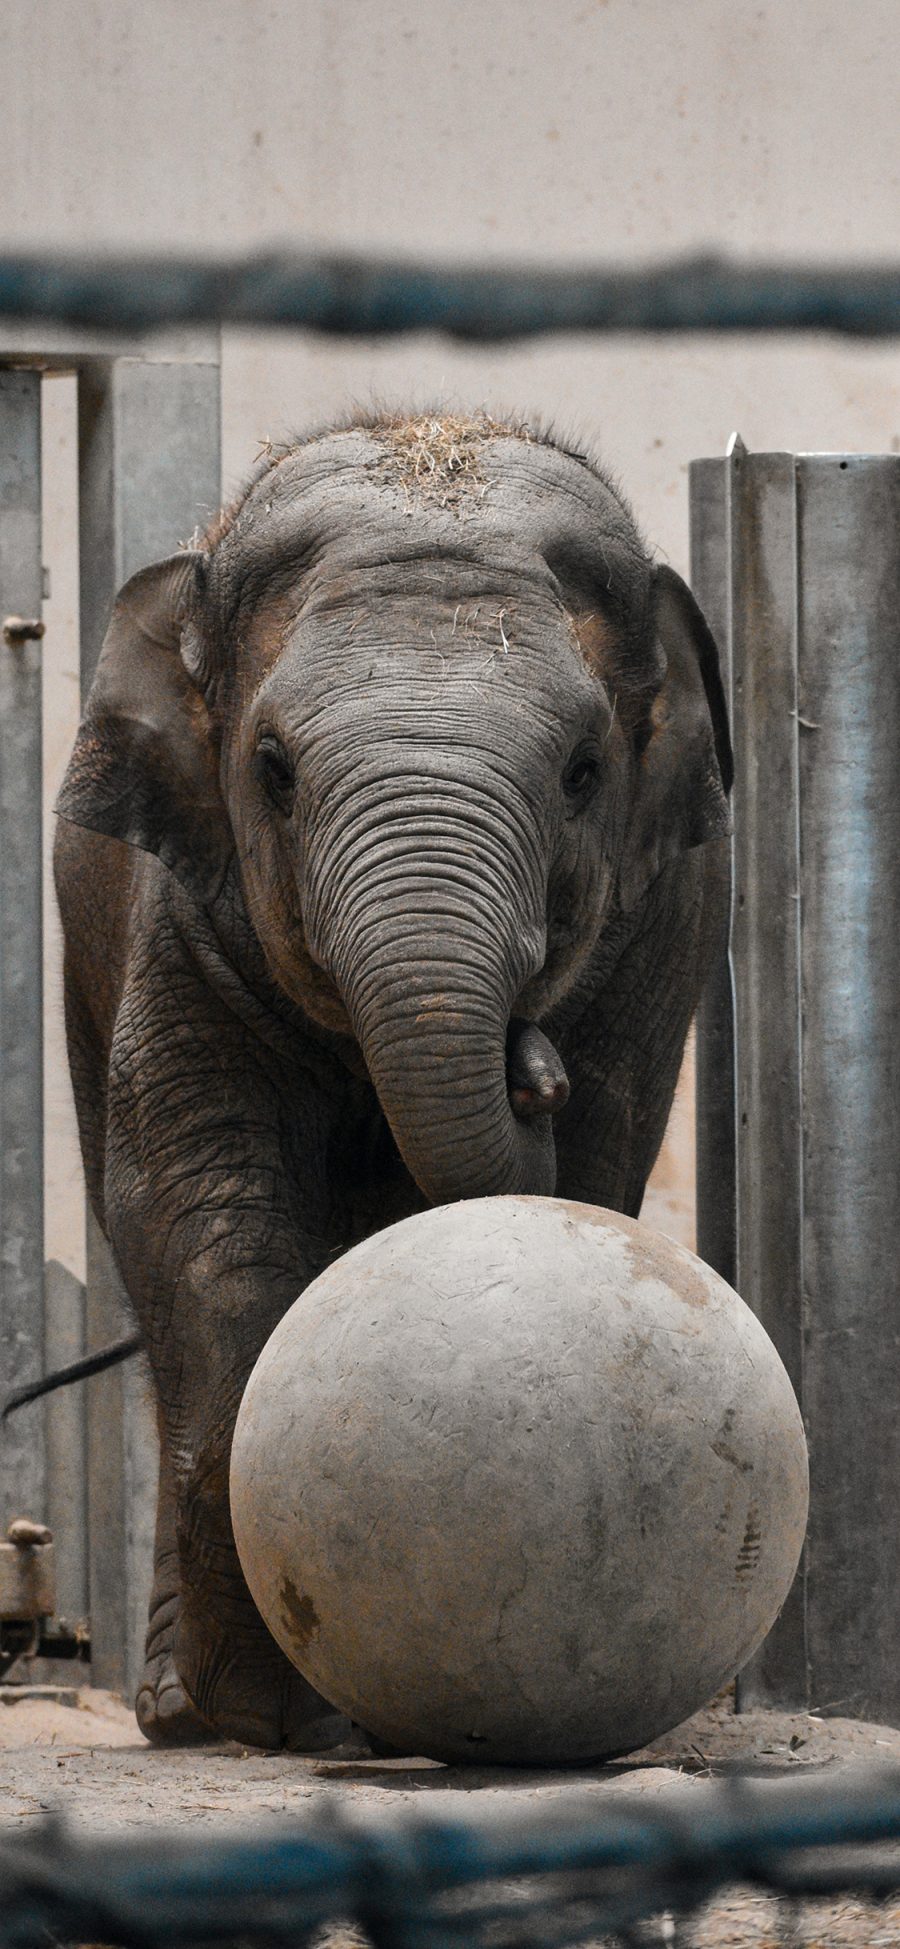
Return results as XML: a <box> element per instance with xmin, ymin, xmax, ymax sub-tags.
<box><xmin>505</xmin><ymin>1018</ymin><xmax>570</xmax><ymax>1122</ymax></box>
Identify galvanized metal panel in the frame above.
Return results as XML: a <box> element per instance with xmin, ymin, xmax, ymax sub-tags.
<box><xmin>77</xmin><ymin>351</ymin><xmax>220</xmax><ymax>1697</ymax></box>
<box><xmin>0</xmin><ymin>370</ymin><xmax>45</xmax><ymax>1535</ymax></box>
<box><xmin>727</xmin><ymin>444</ymin><xmax>806</xmax><ymax>1398</ymax></box>
<box><xmin>796</xmin><ymin>455</ymin><xmax>900</xmax><ymax>1723</ymax></box>
<box><xmin>692</xmin><ymin>443</ymin><xmax>900</xmax><ymax>1723</ymax></box>
<box><xmin>689</xmin><ymin>456</ymin><xmax>736</xmax><ymax>1292</ymax></box>
<box><xmin>42</xmin><ymin>1260</ymin><xmax>88</xmax><ymax>1631</ymax></box>
<box><xmin>82</xmin><ymin>1210</ymin><xmax>131</xmax><ymax>1696</ymax></box>
<box><xmin>0</xmin><ymin>325</ymin><xmax>220</xmax><ymax>369</ymax></box>
<box><xmin>725</xmin><ymin>443</ymin><xmax>808</xmax><ymax>1710</ymax></box>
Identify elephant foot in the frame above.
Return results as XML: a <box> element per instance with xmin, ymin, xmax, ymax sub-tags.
<box><xmin>136</xmin><ymin>1646</ymin><xmax>212</xmax><ymax>1747</ymax></box>
<box><xmin>136</xmin><ymin>1588</ymin><xmax>212</xmax><ymax>1746</ymax></box>
<box><xmin>173</xmin><ymin>1596</ymin><xmax>351</xmax><ymax>1752</ymax></box>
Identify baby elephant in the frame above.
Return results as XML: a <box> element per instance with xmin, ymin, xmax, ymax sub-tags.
<box><xmin>54</xmin><ymin>412</ymin><xmax>732</xmax><ymax>1748</ymax></box>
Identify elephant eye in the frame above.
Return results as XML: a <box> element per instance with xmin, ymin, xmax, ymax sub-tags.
<box><xmin>254</xmin><ymin>733</ymin><xmax>296</xmax><ymax>814</ymax></box>
<box><xmin>563</xmin><ymin>749</ymin><xmax>601</xmax><ymax>810</ymax></box>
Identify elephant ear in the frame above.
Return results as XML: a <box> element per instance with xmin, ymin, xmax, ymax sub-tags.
<box><xmin>56</xmin><ymin>554</ymin><xmax>232</xmax><ymax>904</ymax></box>
<box><xmin>617</xmin><ymin>564</ymin><xmax>732</xmax><ymax>913</ymax></box>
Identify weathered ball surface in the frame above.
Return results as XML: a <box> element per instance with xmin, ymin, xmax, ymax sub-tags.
<box><xmin>230</xmin><ymin>1197</ymin><xmax>808</xmax><ymax>1764</ymax></box>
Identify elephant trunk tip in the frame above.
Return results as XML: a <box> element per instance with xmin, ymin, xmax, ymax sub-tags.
<box><xmin>506</xmin><ymin>1019</ymin><xmax>570</xmax><ymax>1122</ymax></box>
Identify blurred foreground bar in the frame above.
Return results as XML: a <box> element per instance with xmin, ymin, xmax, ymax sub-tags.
<box><xmin>0</xmin><ymin>250</ymin><xmax>898</xmax><ymax>338</ymax></box>
<box><xmin>1</xmin><ymin>1769</ymin><xmax>900</xmax><ymax>1948</ymax></box>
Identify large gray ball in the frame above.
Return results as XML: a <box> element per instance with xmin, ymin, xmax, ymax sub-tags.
<box><xmin>231</xmin><ymin>1197</ymin><xmax>808</xmax><ymax>1764</ymax></box>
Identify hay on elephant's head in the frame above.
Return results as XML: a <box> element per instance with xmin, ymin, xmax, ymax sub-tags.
<box><xmin>203</xmin><ymin>410</ymin><xmax>536</xmax><ymax>550</ymax></box>
<box><xmin>372</xmin><ymin>411</ymin><xmax>531</xmax><ymax>511</ymax></box>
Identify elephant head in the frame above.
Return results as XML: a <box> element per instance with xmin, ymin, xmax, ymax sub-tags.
<box><xmin>58</xmin><ymin>415</ymin><xmax>730</xmax><ymax>1206</ymax></box>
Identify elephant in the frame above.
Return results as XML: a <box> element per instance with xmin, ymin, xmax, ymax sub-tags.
<box><xmin>53</xmin><ymin>411</ymin><xmax>732</xmax><ymax>1750</ymax></box>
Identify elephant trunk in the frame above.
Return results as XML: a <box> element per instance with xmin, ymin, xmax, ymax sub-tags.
<box><xmin>305</xmin><ymin>796</ymin><xmax>565</xmax><ymax>1206</ymax></box>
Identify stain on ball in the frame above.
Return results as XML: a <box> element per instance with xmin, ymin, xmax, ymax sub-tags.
<box><xmin>230</xmin><ymin>1197</ymin><xmax>808</xmax><ymax>1765</ymax></box>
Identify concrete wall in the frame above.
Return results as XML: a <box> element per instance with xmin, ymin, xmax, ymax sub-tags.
<box><xmin>6</xmin><ymin>0</ymin><xmax>898</xmax><ymax>1265</ymax></box>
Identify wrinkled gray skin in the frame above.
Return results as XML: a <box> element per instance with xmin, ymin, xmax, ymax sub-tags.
<box><xmin>54</xmin><ymin>418</ymin><xmax>731</xmax><ymax>1750</ymax></box>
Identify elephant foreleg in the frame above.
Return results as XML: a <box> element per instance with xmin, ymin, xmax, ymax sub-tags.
<box><xmin>136</xmin><ymin>1425</ymin><xmax>211</xmax><ymax>1746</ymax></box>
<box><xmin>109</xmin><ymin>1196</ymin><xmax>351</xmax><ymax>1748</ymax></box>
<box><xmin>167</xmin><ymin>1353</ymin><xmax>349</xmax><ymax>1753</ymax></box>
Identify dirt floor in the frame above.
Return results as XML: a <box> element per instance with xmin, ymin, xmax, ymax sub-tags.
<box><xmin>2</xmin><ymin>1684</ymin><xmax>899</xmax><ymax>1946</ymax></box>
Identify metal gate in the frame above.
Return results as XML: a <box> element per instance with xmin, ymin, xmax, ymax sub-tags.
<box><xmin>0</xmin><ymin>329</ymin><xmax>220</xmax><ymax>1695</ymax></box>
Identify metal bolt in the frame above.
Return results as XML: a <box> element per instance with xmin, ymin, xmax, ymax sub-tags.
<box><xmin>3</xmin><ymin>615</ymin><xmax>45</xmax><ymax>646</ymax></box>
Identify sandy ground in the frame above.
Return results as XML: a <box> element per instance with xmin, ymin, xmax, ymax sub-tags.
<box><xmin>2</xmin><ymin>1685</ymin><xmax>899</xmax><ymax>1945</ymax></box>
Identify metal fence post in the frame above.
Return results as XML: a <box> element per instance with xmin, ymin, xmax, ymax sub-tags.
<box><xmin>795</xmin><ymin>456</ymin><xmax>900</xmax><ymax>1723</ymax></box>
<box><xmin>0</xmin><ymin>371</ymin><xmax>45</xmax><ymax>1540</ymax></box>
<box><xmin>77</xmin><ymin>342</ymin><xmax>220</xmax><ymax>1698</ymax></box>
<box><xmin>692</xmin><ymin>445</ymin><xmax>900</xmax><ymax>1723</ymax></box>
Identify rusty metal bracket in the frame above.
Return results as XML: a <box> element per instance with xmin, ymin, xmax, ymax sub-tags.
<box><xmin>0</xmin><ymin>1518</ymin><xmax>55</xmax><ymax>1618</ymax></box>
<box><xmin>0</xmin><ymin>1520</ymin><xmax>56</xmax><ymax>1678</ymax></box>
<box><xmin>2</xmin><ymin>614</ymin><xmax>44</xmax><ymax>646</ymax></box>
<box><xmin>0</xmin><ymin>1521</ymin><xmax>91</xmax><ymax>1677</ymax></box>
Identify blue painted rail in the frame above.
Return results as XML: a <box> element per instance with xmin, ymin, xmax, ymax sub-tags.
<box><xmin>1</xmin><ymin>1770</ymin><xmax>899</xmax><ymax>1947</ymax></box>
<box><xmin>1</xmin><ymin>250</ymin><xmax>899</xmax><ymax>338</ymax></box>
